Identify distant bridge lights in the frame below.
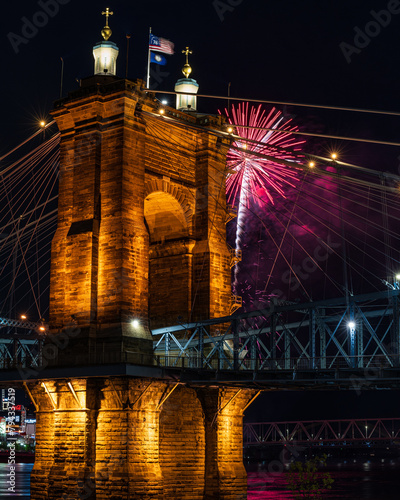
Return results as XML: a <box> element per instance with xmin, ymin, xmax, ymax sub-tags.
<box><xmin>347</xmin><ymin>321</ymin><xmax>356</xmax><ymax>329</ymax></box>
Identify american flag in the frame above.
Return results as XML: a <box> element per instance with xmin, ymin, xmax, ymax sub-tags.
<box><xmin>149</xmin><ymin>34</ymin><xmax>174</xmax><ymax>55</ymax></box>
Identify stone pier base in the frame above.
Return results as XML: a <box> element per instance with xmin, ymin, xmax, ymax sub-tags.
<box><xmin>27</xmin><ymin>377</ymin><xmax>254</xmax><ymax>499</ymax></box>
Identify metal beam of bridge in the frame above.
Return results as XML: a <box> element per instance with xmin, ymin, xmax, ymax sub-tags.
<box><xmin>152</xmin><ymin>289</ymin><xmax>400</xmax><ymax>372</ymax></box>
<box><xmin>243</xmin><ymin>418</ymin><xmax>400</xmax><ymax>445</ymax></box>
<box><xmin>0</xmin><ymin>316</ymin><xmax>44</xmax><ymax>332</ymax></box>
<box><xmin>0</xmin><ymin>290</ymin><xmax>400</xmax><ymax>388</ymax></box>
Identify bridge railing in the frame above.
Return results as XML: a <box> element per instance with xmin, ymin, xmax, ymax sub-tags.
<box><xmin>0</xmin><ymin>350</ymin><xmax>398</xmax><ymax>373</ymax></box>
<box><xmin>1</xmin><ymin>288</ymin><xmax>400</xmax><ymax>375</ymax></box>
<box><xmin>153</xmin><ymin>354</ymin><xmax>399</xmax><ymax>372</ymax></box>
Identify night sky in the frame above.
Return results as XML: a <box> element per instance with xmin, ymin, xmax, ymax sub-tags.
<box><xmin>4</xmin><ymin>0</ymin><xmax>400</xmax><ymax>160</ymax></box>
<box><xmin>4</xmin><ymin>0</ymin><xmax>400</xmax><ymax>420</ymax></box>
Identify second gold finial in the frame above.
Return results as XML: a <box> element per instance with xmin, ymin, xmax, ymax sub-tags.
<box><xmin>101</xmin><ymin>7</ymin><xmax>114</xmax><ymax>41</ymax></box>
<box><xmin>182</xmin><ymin>46</ymin><xmax>193</xmax><ymax>79</ymax></box>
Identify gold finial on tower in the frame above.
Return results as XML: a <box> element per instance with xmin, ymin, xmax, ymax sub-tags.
<box><xmin>101</xmin><ymin>7</ymin><xmax>114</xmax><ymax>41</ymax></box>
<box><xmin>182</xmin><ymin>46</ymin><xmax>193</xmax><ymax>79</ymax></box>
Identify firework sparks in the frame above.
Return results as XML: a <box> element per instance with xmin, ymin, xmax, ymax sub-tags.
<box><xmin>223</xmin><ymin>103</ymin><xmax>305</xmax><ymax>292</ymax></box>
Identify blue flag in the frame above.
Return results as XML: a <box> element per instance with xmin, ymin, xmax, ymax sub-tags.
<box><xmin>151</xmin><ymin>52</ymin><xmax>167</xmax><ymax>66</ymax></box>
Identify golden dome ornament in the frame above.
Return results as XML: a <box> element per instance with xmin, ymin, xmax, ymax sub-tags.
<box><xmin>182</xmin><ymin>47</ymin><xmax>193</xmax><ymax>79</ymax></box>
<box><xmin>101</xmin><ymin>7</ymin><xmax>113</xmax><ymax>41</ymax></box>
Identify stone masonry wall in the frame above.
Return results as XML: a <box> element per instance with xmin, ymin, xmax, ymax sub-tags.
<box><xmin>29</xmin><ymin>377</ymin><xmax>254</xmax><ymax>500</ymax></box>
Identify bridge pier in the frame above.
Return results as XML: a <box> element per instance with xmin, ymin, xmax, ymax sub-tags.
<box><xmin>28</xmin><ymin>377</ymin><xmax>254</xmax><ymax>499</ymax></box>
<box><xmin>27</xmin><ymin>57</ymin><xmax>248</xmax><ymax>498</ymax></box>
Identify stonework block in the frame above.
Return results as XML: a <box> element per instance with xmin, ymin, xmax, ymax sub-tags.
<box><xmin>29</xmin><ymin>377</ymin><xmax>253</xmax><ymax>500</ymax></box>
<box><xmin>50</xmin><ymin>78</ymin><xmax>232</xmax><ymax>360</ymax></box>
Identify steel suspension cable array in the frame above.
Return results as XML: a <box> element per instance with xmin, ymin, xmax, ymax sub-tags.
<box><xmin>2</xmin><ymin>94</ymin><xmax>400</xmax><ymax>325</ymax></box>
<box><xmin>0</xmin><ymin>129</ymin><xmax>59</xmax><ymax>321</ymax></box>
<box><xmin>148</xmin><ymin>107</ymin><xmax>400</xmax><ymax>307</ymax></box>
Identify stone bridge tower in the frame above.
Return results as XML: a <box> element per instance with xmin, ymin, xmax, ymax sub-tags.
<box><xmin>26</xmin><ymin>15</ymin><xmax>256</xmax><ymax>500</ymax></box>
<box><xmin>48</xmin><ymin>74</ymin><xmax>232</xmax><ymax>364</ymax></box>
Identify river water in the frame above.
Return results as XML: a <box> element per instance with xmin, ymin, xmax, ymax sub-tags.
<box><xmin>247</xmin><ymin>457</ymin><xmax>400</xmax><ymax>499</ymax></box>
<box><xmin>1</xmin><ymin>458</ymin><xmax>400</xmax><ymax>498</ymax></box>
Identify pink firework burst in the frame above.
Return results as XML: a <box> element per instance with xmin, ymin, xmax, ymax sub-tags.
<box><xmin>222</xmin><ymin>103</ymin><xmax>305</xmax><ymax>293</ymax></box>
<box><xmin>224</xmin><ymin>103</ymin><xmax>305</xmax><ymax>207</ymax></box>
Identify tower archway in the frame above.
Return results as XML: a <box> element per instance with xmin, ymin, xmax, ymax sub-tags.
<box><xmin>144</xmin><ymin>187</ymin><xmax>195</xmax><ymax>328</ymax></box>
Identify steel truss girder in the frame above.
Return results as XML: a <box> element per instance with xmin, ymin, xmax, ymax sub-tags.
<box><xmin>243</xmin><ymin>418</ymin><xmax>400</xmax><ymax>445</ymax></box>
<box><xmin>1</xmin><ymin>290</ymin><xmax>400</xmax><ymax>373</ymax></box>
<box><xmin>0</xmin><ymin>316</ymin><xmax>42</xmax><ymax>331</ymax></box>
<box><xmin>152</xmin><ymin>290</ymin><xmax>400</xmax><ymax>372</ymax></box>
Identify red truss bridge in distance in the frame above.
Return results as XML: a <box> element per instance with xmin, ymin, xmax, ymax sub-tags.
<box><xmin>243</xmin><ymin>418</ymin><xmax>400</xmax><ymax>445</ymax></box>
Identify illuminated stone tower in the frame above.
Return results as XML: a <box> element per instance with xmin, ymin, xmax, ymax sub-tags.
<box><xmin>47</xmin><ymin>27</ymin><xmax>232</xmax><ymax>365</ymax></box>
<box><xmin>27</xmin><ymin>12</ymin><xmax>255</xmax><ymax>500</ymax></box>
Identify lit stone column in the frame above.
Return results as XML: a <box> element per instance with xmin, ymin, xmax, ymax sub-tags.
<box><xmin>197</xmin><ymin>387</ymin><xmax>255</xmax><ymax>500</ymax></box>
<box><xmin>193</xmin><ymin>131</ymin><xmax>232</xmax><ymax>322</ymax></box>
<box><xmin>29</xmin><ymin>379</ymin><xmax>96</xmax><ymax>500</ymax></box>
<box><xmin>95</xmin><ymin>378</ymin><xmax>167</xmax><ymax>499</ymax></box>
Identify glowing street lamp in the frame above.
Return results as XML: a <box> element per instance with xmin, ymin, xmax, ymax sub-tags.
<box><xmin>348</xmin><ymin>320</ymin><xmax>356</xmax><ymax>366</ymax></box>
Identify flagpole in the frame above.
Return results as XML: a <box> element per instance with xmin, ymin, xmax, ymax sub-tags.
<box><xmin>146</xmin><ymin>27</ymin><xmax>152</xmax><ymax>89</ymax></box>
<box><xmin>126</xmin><ymin>34</ymin><xmax>131</xmax><ymax>79</ymax></box>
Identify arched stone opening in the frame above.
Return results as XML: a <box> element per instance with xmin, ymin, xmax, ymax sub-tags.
<box><xmin>144</xmin><ymin>190</ymin><xmax>195</xmax><ymax>328</ymax></box>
